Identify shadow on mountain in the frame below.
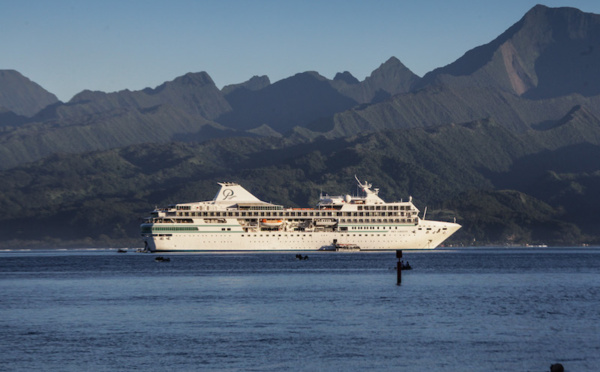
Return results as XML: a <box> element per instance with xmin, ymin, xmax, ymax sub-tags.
<box><xmin>524</xmin><ymin>41</ymin><xmax>600</xmax><ymax>99</ymax></box>
<box><xmin>486</xmin><ymin>143</ymin><xmax>600</xmax><ymax>190</ymax></box>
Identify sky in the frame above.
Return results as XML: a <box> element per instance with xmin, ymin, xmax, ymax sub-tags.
<box><xmin>2</xmin><ymin>0</ymin><xmax>600</xmax><ymax>102</ymax></box>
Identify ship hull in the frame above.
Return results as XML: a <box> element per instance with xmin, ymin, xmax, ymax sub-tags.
<box><xmin>143</xmin><ymin>220</ymin><xmax>460</xmax><ymax>252</ymax></box>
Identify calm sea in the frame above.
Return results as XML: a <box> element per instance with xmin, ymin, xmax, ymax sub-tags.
<box><xmin>1</xmin><ymin>248</ymin><xmax>599</xmax><ymax>371</ymax></box>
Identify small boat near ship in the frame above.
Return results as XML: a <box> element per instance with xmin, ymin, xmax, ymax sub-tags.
<box><xmin>334</xmin><ymin>243</ymin><xmax>361</xmax><ymax>252</ymax></box>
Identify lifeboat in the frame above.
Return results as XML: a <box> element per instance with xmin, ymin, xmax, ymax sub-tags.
<box><xmin>314</xmin><ymin>218</ymin><xmax>337</xmax><ymax>226</ymax></box>
<box><xmin>261</xmin><ymin>219</ymin><xmax>284</xmax><ymax>227</ymax></box>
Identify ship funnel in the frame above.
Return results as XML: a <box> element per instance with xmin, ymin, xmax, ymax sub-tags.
<box><xmin>214</xmin><ymin>182</ymin><xmax>262</xmax><ymax>203</ymax></box>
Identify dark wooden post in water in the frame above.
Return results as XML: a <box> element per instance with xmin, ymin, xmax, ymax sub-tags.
<box><xmin>396</xmin><ymin>250</ymin><xmax>402</xmax><ymax>285</ymax></box>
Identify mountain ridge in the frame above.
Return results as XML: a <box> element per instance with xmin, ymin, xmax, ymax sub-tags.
<box><xmin>0</xmin><ymin>70</ymin><xmax>59</xmax><ymax>117</ymax></box>
<box><xmin>415</xmin><ymin>5</ymin><xmax>600</xmax><ymax>98</ymax></box>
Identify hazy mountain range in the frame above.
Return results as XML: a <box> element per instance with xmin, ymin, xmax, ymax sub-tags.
<box><xmin>1</xmin><ymin>4</ymin><xmax>600</xmax><ymax>247</ymax></box>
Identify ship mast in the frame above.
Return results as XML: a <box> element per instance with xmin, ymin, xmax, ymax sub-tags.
<box><xmin>354</xmin><ymin>175</ymin><xmax>385</xmax><ymax>204</ymax></box>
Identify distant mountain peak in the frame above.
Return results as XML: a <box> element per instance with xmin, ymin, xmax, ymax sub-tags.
<box><xmin>0</xmin><ymin>69</ymin><xmax>59</xmax><ymax>116</ymax></box>
<box><xmin>297</xmin><ymin>71</ymin><xmax>328</xmax><ymax>80</ymax></box>
<box><xmin>369</xmin><ymin>57</ymin><xmax>417</xmax><ymax>80</ymax></box>
<box><xmin>333</xmin><ymin>71</ymin><xmax>359</xmax><ymax>85</ymax></box>
<box><xmin>380</xmin><ymin>56</ymin><xmax>403</xmax><ymax>68</ymax></box>
<box><xmin>70</xmin><ymin>89</ymin><xmax>107</xmax><ymax>102</ymax></box>
<box><xmin>222</xmin><ymin>75</ymin><xmax>270</xmax><ymax>95</ymax></box>
<box><xmin>169</xmin><ymin>72</ymin><xmax>215</xmax><ymax>87</ymax></box>
<box><xmin>417</xmin><ymin>5</ymin><xmax>600</xmax><ymax>99</ymax></box>
<box><xmin>359</xmin><ymin>57</ymin><xmax>419</xmax><ymax>100</ymax></box>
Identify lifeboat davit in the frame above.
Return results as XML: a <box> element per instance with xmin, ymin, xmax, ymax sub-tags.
<box><xmin>261</xmin><ymin>219</ymin><xmax>284</xmax><ymax>227</ymax></box>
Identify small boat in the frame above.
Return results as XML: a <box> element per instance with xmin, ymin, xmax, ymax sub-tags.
<box><xmin>314</xmin><ymin>218</ymin><xmax>337</xmax><ymax>226</ymax></box>
<box><xmin>117</xmin><ymin>248</ymin><xmax>127</xmax><ymax>253</ymax></box>
<box><xmin>261</xmin><ymin>219</ymin><xmax>283</xmax><ymax>227</ymax></box>
<box><xmin>154</xmin><ymin>256</ymin><xmax>170</xmax><ymax>262</ymax></box>
<box><xmin>335</xmin><ymin>243</ymin><xmax>360</xmax><ymax>252</ymax></box>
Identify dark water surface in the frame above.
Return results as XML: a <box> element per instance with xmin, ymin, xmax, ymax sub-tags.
<box><xmin>1</xmin><ymin>248</ymin><xmax>599</xmax><ymax>371</ymax></box>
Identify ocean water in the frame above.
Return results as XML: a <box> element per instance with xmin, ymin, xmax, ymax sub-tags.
<box><xmin>1</xmin><ymin>248</ymin><xmax>599</xmax><ymax>372</ymax></box>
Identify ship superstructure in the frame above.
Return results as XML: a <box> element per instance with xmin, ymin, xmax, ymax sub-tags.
<box><xmin>141</xmin><ymin>177</ymin><xmax>461</xmax><ymax>251</ymax></box>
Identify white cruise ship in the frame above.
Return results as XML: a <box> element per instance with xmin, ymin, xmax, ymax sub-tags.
<box><xmin>141</xmin><ymin>177</ymin><xmax>461</xmax><ymax>252</ymax></box>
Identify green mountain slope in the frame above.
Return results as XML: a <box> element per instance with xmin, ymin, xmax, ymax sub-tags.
<box><xmin>0</xmin><ymin>105</ymin><xmax>235</xmax><ymax>170</ymax></box>
<box><xmin>1</xmin><ymin>112</ymin><xmax>600</xmax><ymax>248</ymax></box>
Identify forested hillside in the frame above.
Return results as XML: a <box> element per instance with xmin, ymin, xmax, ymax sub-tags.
<box><xmin>1</xmin><ymin>112</ymin><xmax>599</xmax><ymax>247</ymax></box>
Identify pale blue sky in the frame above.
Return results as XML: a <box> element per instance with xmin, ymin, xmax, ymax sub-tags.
<box><xmin>2</xmin><ymin>0</ymin><xmax>599</xmax><ymax>101</ymax></box>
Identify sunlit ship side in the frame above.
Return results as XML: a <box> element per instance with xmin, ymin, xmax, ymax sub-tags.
<box><xmin>140</xmin><ymin>177</ymin><xmax>461</xmax><ymax>252</ymax></box>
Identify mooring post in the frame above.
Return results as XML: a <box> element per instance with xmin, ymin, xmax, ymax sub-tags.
<box><xmin>396</xmin><ymin>250</ymin><xmax>402</xmax><ymax>285</ymax></box>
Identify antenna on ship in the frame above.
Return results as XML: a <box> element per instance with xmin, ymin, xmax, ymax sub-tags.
<box><xmin>423</xmin><ymin>206</ymin><xmax>427</xmax><ymax>220</ymax></box>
